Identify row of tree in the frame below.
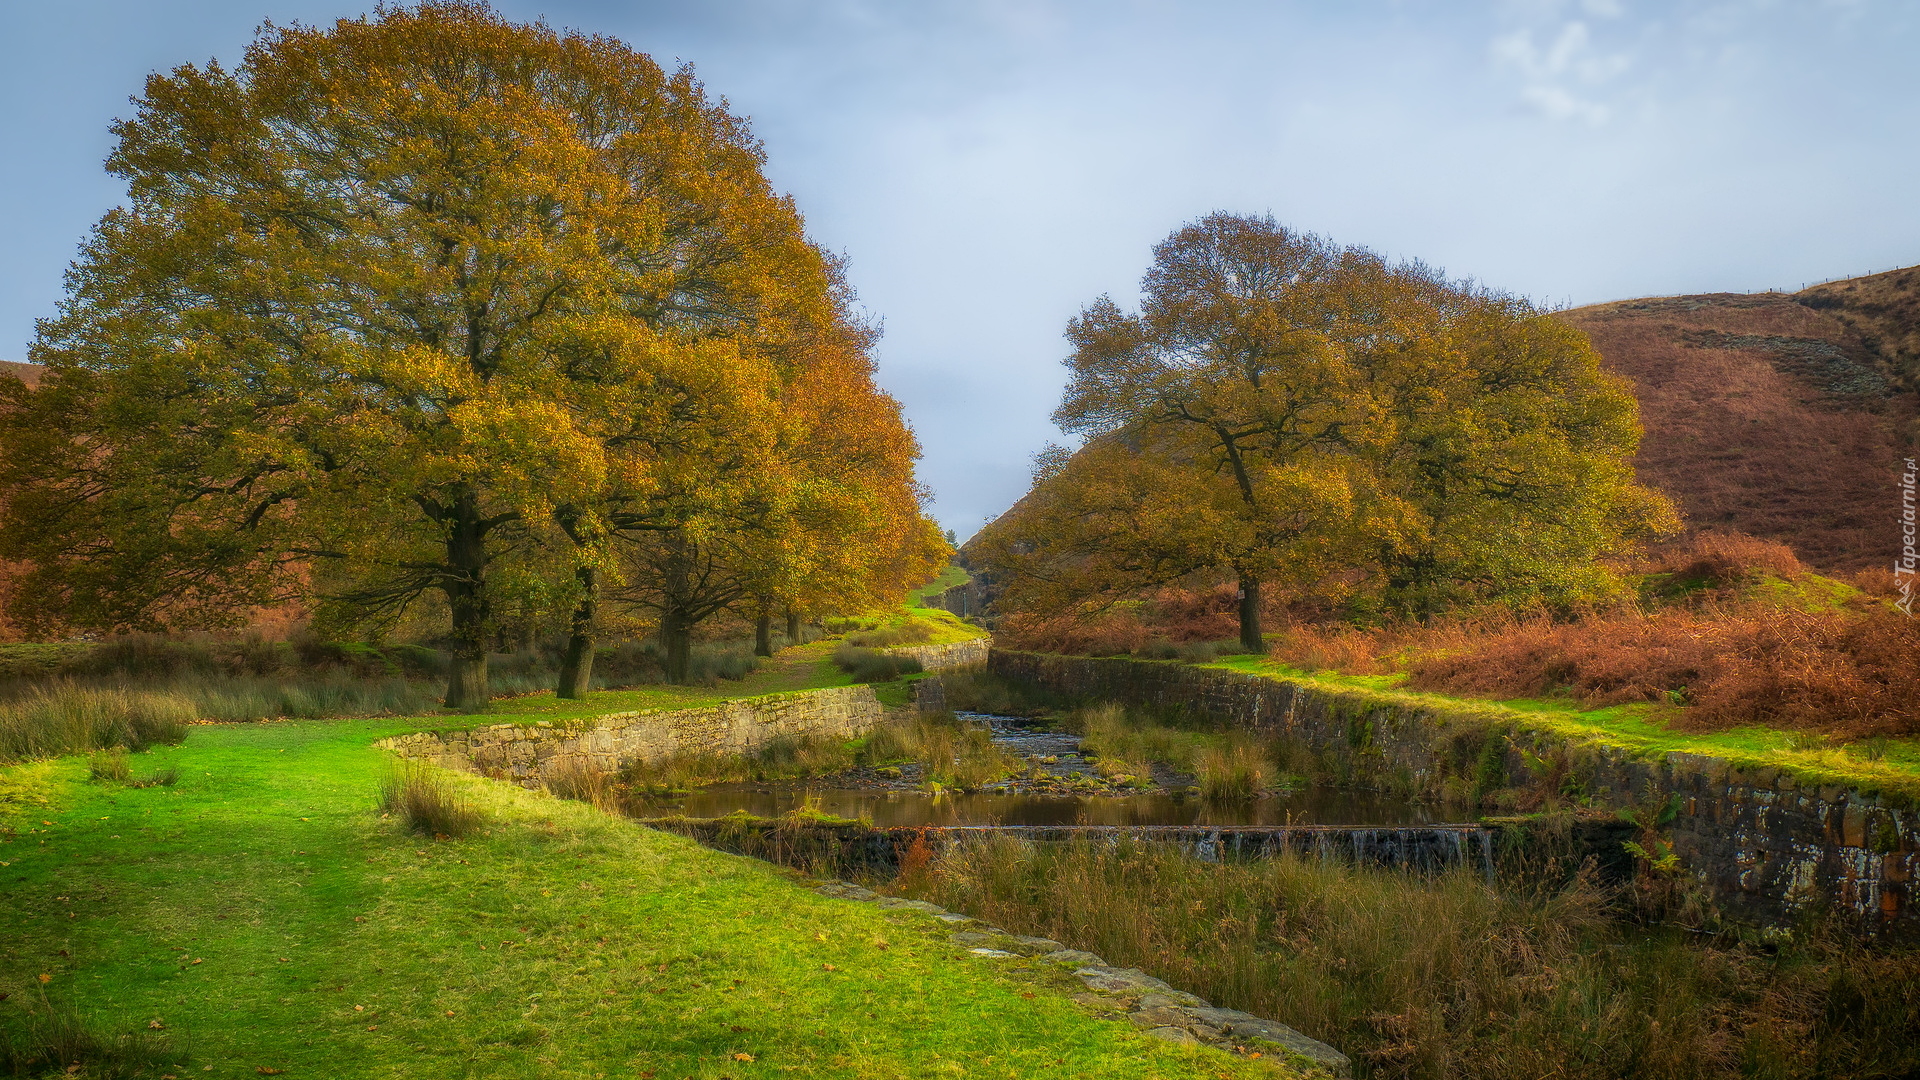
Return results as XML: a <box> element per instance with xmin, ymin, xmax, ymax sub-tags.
<box><xmin>975</xmin><ymin>213</ymin><xmax>1678</xmax><ymax>645</ymax></box>
<box><xmin>0</xmin><ymin>3</ymin><xmax>948</xmax><ymax>708</ymax></box>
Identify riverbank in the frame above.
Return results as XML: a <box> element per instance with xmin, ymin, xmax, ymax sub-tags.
<box><xmin>0</xmin><ymin>710</ymin><xmax>1301</xmax><ymax>1078</ymax></box>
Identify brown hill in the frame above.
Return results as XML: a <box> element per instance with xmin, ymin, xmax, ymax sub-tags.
<box><xmin>0</xmin><ymin>360</ymin><xmax>42</xmax><ymax>387</ymax></box>
<box><xmin>1559</xmin><ymin>270</ymin><xmax>1920</xmax><ymax>573</ymax></box>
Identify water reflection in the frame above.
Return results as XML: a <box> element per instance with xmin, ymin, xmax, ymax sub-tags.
<box><xmin>634</xmin><ymin>785</ymin><xmax>1434</xmax><ymax>828</ymax></box>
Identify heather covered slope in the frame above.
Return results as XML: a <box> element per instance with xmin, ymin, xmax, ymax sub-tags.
<box><xmin>1559</xmin><ymin>275</ymin><xmax>1920</xmax><ymax>572</ymax></box>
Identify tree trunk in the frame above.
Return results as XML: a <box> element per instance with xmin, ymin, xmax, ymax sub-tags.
<box><xmin>785</xmin><ymin>608</ymin><xmax>800</xmax><ymax>646</ymax></box>
<box><xmin>754</xmin><ymin>612</ymin><xmax>773</xmax><ymax>657</ymax></box>
<box><xmin>556</xmin><ymin>564</ymin><xmax>597</xmax><ymax>699</ymax></box>
<box><xmin>660</xmin><ymin>608</ymin><xmax>693</xmax><ymax>684</ymax></box>
<box><xmin>442</xmin><ymin>492</ymin><xmax>492</xmax><ymax>711</ymax></box>
<box><xmin>1237</xmin><ymin>574</ymin><xmax>1264</xmax><ymax>655</ymax></box>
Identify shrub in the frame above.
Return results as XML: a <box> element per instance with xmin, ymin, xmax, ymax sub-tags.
<box><xmin>379</xmin><ymin>763</ymin><xmax>484</xmax><ymax>838</ymax></box>
<box><xmin>832</xmin><ymin>645</ymin><xmax>922</xmax><ymax>683</ymax></box>
<box><xmin>0</xmin><ymin>684</ymin><xmax>194</xmax><ymax>761</ymax></box>
<box><xmin>1642</xmin><ymin>530</ymin><xmax>1805</xmax><ymax>588</ymax></box>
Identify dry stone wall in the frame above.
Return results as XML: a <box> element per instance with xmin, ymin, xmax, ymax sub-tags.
<box><xmin>380</xmin><ymin>685</ymin><xmax>882</xmax><ymax>786</ymax></box>
<box><xmin>884</xmin><ymin>637</ymin><xmax>989</xmax><ymax>672</ymax></box>
<box><xmin>989</xmin><ymin>650</ymin><xmax>1920</xmax><ymax>940</ymax></box>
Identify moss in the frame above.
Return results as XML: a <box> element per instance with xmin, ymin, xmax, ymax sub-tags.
<box><xmin>1870</xmin><ymin>815</ymin><xmax>1903</xmax><ymax>855</ymax></box>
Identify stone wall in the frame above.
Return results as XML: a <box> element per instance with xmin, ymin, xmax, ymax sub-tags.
<box><xmin>380</xmin><ymin>684</ymin><xmax>882</xmax><ymax>786</ymax></box>
<box><xmin>989</xmin><ymin>650</ymin><xmax>1920</xmax><ymax>940</ymax></box>
<box><xmin>885</xmin><ymin>637</ymin><xmax>990</xmax><ymax>672</ymax></box>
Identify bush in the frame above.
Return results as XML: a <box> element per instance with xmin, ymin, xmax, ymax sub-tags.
<box><xmin>380</xmin><ymin>763</ymin><xmax>484</xmax><ymax>838</ymax></box>
<box><xmin>0</xmin><ymin>684</ymin><xmax>194</xmax><ymax>762</ymax></box>
<box><xmin>1642</xmin><ymin>530</ymin><xmax>1805</xmax><ymax>588</ymax></box>
<box><xmin>832</xmin><ymin>644</ymin><xmax>922</xmax><ymax>683</ymax></box>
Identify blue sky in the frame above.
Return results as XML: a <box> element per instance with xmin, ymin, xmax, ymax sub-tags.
<box><xmin>3</xmin><ymin>0</ymin><xmax>1917</xmax><ymax>538</ymax></box>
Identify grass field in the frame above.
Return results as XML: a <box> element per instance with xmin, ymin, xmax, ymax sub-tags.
<box><xmin>0</xmin><ymin>654</ymin><xmax>1297</xmax><ymax>1079</ymax></box>
<box><xmin>1202</xmin><ymin>655</ymin><xmax>1920</xmax><ymax>798</ymax></box>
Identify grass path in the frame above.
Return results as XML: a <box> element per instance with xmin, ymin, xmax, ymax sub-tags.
<box><xmin>0</xmin><ymin>706</ymin><xmax>1291</xmax><ymax>1078</ymax></box>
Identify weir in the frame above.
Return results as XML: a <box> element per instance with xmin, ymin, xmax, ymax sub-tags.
<box><xmin>652</xmin><ymin>819</ymin><xmax>1496</xmax><ymax>879</ymax></box>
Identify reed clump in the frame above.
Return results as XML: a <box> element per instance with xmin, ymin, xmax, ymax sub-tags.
<box><xmin>0</xmin><ymin>683</ymin><xmax>193</xmax><ymax>762</ymax></box>
<box><xmin>903</xmin><ymin>838</ymin><xmax>1920</xmax><ymax>1080</ymax></box>
<box><xmin>380</xmin><ymin>764</ymin><xmax>485</xmax><ymax>838</ymax></box>
<box><xmin>860</xmin><ymin>714</ymin><xmax>1017</xmax><ymax>789</ymax></box>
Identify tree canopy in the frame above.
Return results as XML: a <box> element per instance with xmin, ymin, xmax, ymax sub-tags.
<box><xmin>0</xmin><ymin>2</ymin><xmax>945</xmax><ymax>706</ymax></box>
<box><xmin>976</xmin><ymin>213</ymin><xmax>1677</xmax><ymax>643</ymax></box>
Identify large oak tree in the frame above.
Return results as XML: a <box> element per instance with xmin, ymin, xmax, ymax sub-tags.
<box><xmin>980</xmin><ymin>213</ymin><xmax>1677</xmax><ymax>643</ymax></box>
<box><xmin>0</xmin><ymin>3</ymin><xmax>887</xmax><ymax>708</ymax></box>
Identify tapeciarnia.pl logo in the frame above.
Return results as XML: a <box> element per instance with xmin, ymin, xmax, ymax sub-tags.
<box><xmin>1899</xmin><ymin>457</ymin><xmax>1917</xmax><ymax>615</ymax></box>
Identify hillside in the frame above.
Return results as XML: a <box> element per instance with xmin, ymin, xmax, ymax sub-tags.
<box><xmin>0</xmin><ymin>360</ymin><xmax>39</xmax><ymax>387</ymax></box>
<box><xmin>1561</xmin><ymin>267</ymin><xmax>1920</xmax><ymax>572</ymax></box>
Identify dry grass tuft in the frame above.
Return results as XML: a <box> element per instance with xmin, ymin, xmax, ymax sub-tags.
<box><xmin>904</xmin><ymin>837</ymin><xmax>1920</xmax><ymax>1080</ymax></box>
<box><xmin>0</xmin><ymin>683</ymin><xmax>193</xmax><ymax>762</ymax></box>
<box><xmin>380</xmin><ymin>763</ymin><xmax>485</xmax><ymax>838</ymax></box>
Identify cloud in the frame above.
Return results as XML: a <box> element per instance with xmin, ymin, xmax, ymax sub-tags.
<box><xmin>1490</xmin><ymin>19</ymin><xmax>1631</xmax><ymax>124</ymax></box>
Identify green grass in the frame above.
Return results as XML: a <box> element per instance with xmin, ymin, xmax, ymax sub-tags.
<box><xmin>426</xmin><ymin>639</ymin><xmax>858</xmax><ymax>731</ymax></box>
<box><xmin>0</xmin><ymin>712</ymin><xmax>1295</xmax><ymax>1078</ymax></box>
<box><xmin>0</xmin><ymin>644</ymin><xmax>93</xmax><ymax>680</ymax></box>
<box><xmin>1202</xmin><ymin>655</ymin><xmax>1920</xmax><ymax>798</ymax></box>
<box><xmin>907</xmin><ymin>565</ymin><xmax>970</xmax><ymax>608</ymax></box>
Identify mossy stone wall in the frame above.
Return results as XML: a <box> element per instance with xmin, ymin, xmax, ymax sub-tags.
<box><xmin>380</xmin><ymin>685</ymin><xmax>882</xmax><ymax>786</ymax></box>
<box><xmin>989</xmin><ymin>650</ymin><xmax>1920</xmax><ymax>940</ymax></box>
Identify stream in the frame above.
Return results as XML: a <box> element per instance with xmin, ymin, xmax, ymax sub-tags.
<box><xmin>631</xmin><ymin>712</ymin><xmax>1438</xmax><ymax>828</ymax></box>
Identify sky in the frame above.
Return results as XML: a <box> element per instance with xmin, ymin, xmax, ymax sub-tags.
<box><xmin>3</xmin><ymin>1</ymin><xmax>1918</xmax><ymax>540</ymax></box>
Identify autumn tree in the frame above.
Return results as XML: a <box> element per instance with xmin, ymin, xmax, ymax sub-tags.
<box><xmin>985</xmin><ymin>213</ymin><xmax>1674</xmax><ymax>644</ymax></box>
<box><xmin>0</xmin><ymin>3</ymin><xmax>854</xmax><ymax>709</ymax></box>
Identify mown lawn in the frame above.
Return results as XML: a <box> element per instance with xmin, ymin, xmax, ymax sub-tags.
<box><xmin>1204</xmin><ymin>654</ymin><xmax>1920</xmax><ymax>798</ymax></box>
<box><xmin>0</xmin><ymin>706</ymin><xmax>1293</xmax><ymax>1079</ymax></box>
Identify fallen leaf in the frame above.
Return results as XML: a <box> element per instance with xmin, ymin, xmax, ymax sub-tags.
<box><xmin>149</xmin><ymin>1019</ymin><xmax>165</xmax><ymax>1029</ymax></box>
<box><xmin>1020</xmin><ymin>992</ymin><xmax>1035</xmax><ymax>999</ymax></box>
<box><xmin>191</xmin><ymin>959</ymin><xmax>203</xmax><ymax>965</ymax></box>
<box><xmin>732</xmin><ymin>1053</ymin><xmax>754</xmax><ymax>1062</ymax></box>
<box><xmin>36</xmin><ymin>974</ymin><xmax>50</xmax><ymax>984</ymax></box>
<box><xmin>353</xmin><ymin>1005</ymin><xmax>364</xmax><ymax>1011</ymax></box>
<box><xmin>365</xmin><ymin>1025</ymin><xmax>377</xmax><ymax>1031</ymax></box>
<box><xmin>445</xmin><ymin>1010</ymin><xmax>455</xmax><ymax>1017</ymax></box>
<box><xmin>730</xmin><ymin>1025</ymin><xmax>746</xmax><ymax>1032</ymax></box>
<box><xmin>822</xmin><ymin>964</ymin><xmax>836</xmax><ymax>972</ymax></box>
